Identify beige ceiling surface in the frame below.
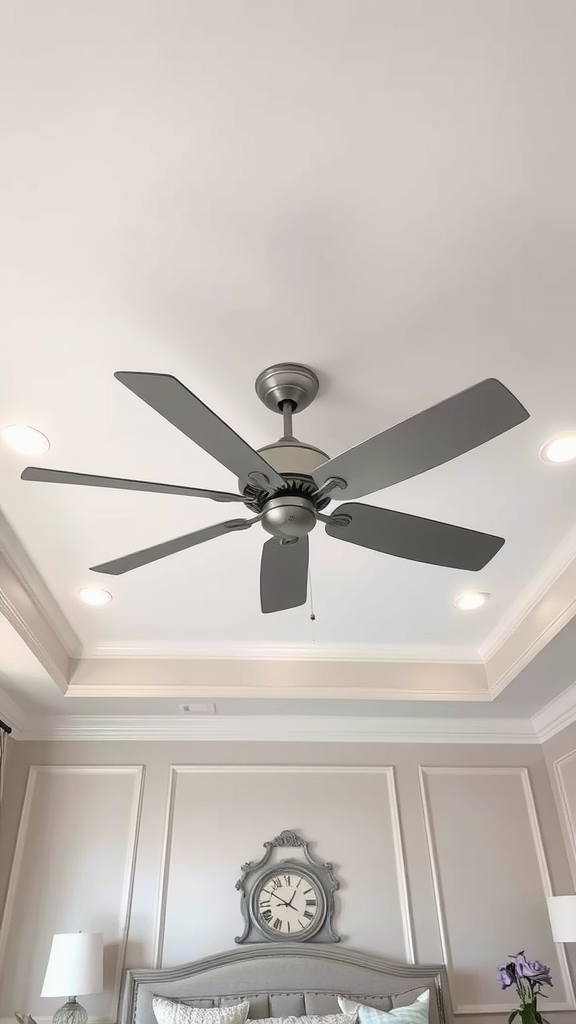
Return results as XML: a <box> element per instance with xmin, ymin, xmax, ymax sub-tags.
<box><xmin>1</xmin><ymin>1</ymin><xmax>576</xmax><ymax>665</ymax></box>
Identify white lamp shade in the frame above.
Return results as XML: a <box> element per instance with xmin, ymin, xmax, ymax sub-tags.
<box><xmin>547</xmin><ymin>895</ymin><xmax>576</xmax><ymax>942</ymax></box>
<box><xmin>41</xmin><ymin>933</ymin><xmax>104</xmax><ymax>997</ymax></box>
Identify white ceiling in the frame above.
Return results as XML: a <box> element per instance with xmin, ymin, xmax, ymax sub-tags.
<box><xmin>1</xmin><ymin>1</ymin><xmax>576</xmax><ymax>729</ymax></box>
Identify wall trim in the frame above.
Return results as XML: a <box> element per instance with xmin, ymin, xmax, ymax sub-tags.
<box><xmin>553</xmin><ymin>750</ymin><xmax>576</xmax><ymax>885</ymax></box>
<box><xmin>0</xmin><ymin>765</ymin><xmax>144</xmax><ymax>1024</ymax></box>
<box><xmin>480</xmin><ymin>523</ymin><xmax>576</xmax><ymax>663</ymax></box>
<box><xmin>0</xmin><ymin>509</ymin><xmax>80</xmax><ymax>659</ymax></box>
<box><xmin>418</xmin><ymin>766</ymin><xmax>575</xmax><ymax>1014</ymax></box>
<box><xmin>15</xmin><ymin>713</ymin><xmax>539</xmax><ymax>744</ymax></box>
<box><xmin>0</xmin><ymin>685</ymin><xmax>26</xmax><ymax>736</ymax></box>
<box><xmin>89</xmin><ymin>641</ymin><xmax>481</xmax><ymax>663</ymax></box>
<box><xmin>153</xmin><ymin>765</ymin><xmax>414</xmax><ymax>967</ymax></box>
<box><xmin>532</xmin><ymin>680</ymin><xmax>576</xmax><ymax>743</ymax></box>
<box><xmin>384</xmin><ymin>767</ymin><xmax>415</xmax><ymax>964</ymax></box>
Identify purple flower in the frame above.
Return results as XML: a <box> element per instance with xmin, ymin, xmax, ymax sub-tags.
<box><xmin>517</xmin><ymin>959</ymin><xmax>553</xmax><ymax>987</ymax></box>
<box><xmin>499</xmin><ymin>965</ymin><xmax>516</xmax><ymax>989</ymax></box>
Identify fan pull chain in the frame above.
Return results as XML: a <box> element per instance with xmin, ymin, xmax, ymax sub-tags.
<box><xmin>308</xmin><ymin>564</ymin><xmax>316</xmax><ymax>640</ymax></box>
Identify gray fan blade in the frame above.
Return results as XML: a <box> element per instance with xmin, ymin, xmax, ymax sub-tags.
<box><xmin>21</xmin><ymin>466</ymin><xmax>246</xmax><ymax>503</ymax></box>
<box><xmin>325</xmin><ymin>502</ymin><xmax>504</xmax><ymax>570</ymax></box>
<box><xmin>115</xmin><ymin>371</ymin><xmax>285</xmax><ymax>490</ymax></box>
<box><xmin>313</xmin><ymin>378</ymin><xmax>529</xmax><ymax>500</ymax></box>
<box><xmin>90</xmin><ymin>518</ymin><xmax>254</xmax><ymax>575</ymax></box>
<box><xmin>260</xmin><ymin>536</ymin><xmax>309</xmax><ymax>613</ymax></box>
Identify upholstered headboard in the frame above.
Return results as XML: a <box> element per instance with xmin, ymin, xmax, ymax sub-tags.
<box><xmin>120</xmin><ymin>945</ymin><xmax>450</xmax><ymax>1024</ymax></box>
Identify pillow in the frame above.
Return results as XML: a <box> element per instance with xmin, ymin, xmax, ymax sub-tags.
<box><xmin>337</xmin><ymin>991</ymin><xmax>429</xmax><ymax>1024</ymax></box>
<box><xmin>153</xmin><ymin>997</ymin><xmax>250</xmax><ymax>1024</ymax></box>
<box><xmin>250</xmin><ymin>1016</ymin><xmax>357</xmax><ymax>1024</ymax></box>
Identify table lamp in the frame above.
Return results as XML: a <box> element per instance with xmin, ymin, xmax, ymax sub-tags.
<box><xmin>547</xmin><ymin>895</ymin><xmax>576</xmax><ymax>942</ymax></box>
<box><xmin>41</xmin><ymin>932</ymin><xmax>103</xmax><ymax>1024</ymax></box>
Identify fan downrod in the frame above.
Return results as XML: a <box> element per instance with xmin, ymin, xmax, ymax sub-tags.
<box><xmin>255</xmin><ymin>363</ymin><xmax>319</xmax><ymax>414</ymax></box>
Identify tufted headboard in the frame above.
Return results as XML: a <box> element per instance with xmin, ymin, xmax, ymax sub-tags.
<box><xmin>120</xmin><ymin>945</ymin><xmax>450</xmax><ymax>1024</ymax></box>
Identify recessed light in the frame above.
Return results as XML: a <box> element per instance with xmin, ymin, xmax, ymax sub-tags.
<box><xmin>78</xmin><ymin>586</ymin><xmax>112</xmax><ymax>607</ymax></box>
<box><xmin>454</xmin><ymin>591</ymin><xmax>490</xmax><ymax>611</ymax></box>
<box><xmin>540</xmin><ymin>434</ymin><xmax>576</xmax><ymax>464</ymax></box>
<box><xmin>1</xmin><ymin>424</ymin><xmax>50</xmax><ymax>456</ymax></box>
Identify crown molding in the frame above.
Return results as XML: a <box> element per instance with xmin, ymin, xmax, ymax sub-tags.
<box><xmin>0</xmin><ymin>508</ymin><xmax>81</xmax><ymax>658</ymax></box>
<box><xmin>0</xmin><ymin>686</ymin><xmax>26</xmax><ymax>737</ymax></box>
<box><xmin>16</xmin><ymin>712</ymin><xmax>538</xmax><ymax>743</ymax></box>
<box><xmin>89</xmin><ymin>641</ymin><xmax>481</xmax><ymax>663</ymax></box>
<box><xmin>480</xmin><ymin>523</ymin><xmax>576</xmax><ymax>665</ymax></box>
<box><xmin>532</xmin><ymin>679</ymin><xmax>576</xmax><ymax>744</ymax></box>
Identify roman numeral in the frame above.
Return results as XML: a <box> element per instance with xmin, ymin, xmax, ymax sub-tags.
<box><xmin>283</xmin><ymin>875</ymin><xmax>291</xmax><ymax>887</ymax></box>
<box><xmin>303</xmin><ymin>909</ymin><xmax>314</xmax><ymax>920</ymax></box>
<box><xmin>273</xmin><ymin>918</ymin><xmax>282</xmax><ymax>930</ymax></box>
<box><xmin>262</xmin><ymin>909</ymin><xmax>272</xmax><ymax>922</ymax></box>
<box><xmin>296</xmin><ymin>878</ymin><xmax>302</xmax><ymax>889</ymax></box>
<box><xmin>271</xmin><ymin>877</ymin><xmax>282</xmax><ymax>891</ymax></box>
<box><xmin>305</xmin><ymin>899</ymin><xmax>316</xmax><ymax>906</ymax></box>
<box><xmin>303</xmin><ymin>888</ymin><xmax>312</xmax><ymax>894</ymax></box>
<box><xmin>287</xmin><ymin>921</ymin><xmax>291</xmax><ymax>934</ymax></box>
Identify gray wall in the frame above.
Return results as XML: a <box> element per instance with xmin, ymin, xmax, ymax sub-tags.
<box><xmin>1</xmin><ymin>740</ymin><xmax>575</xmax><ymax>1024</ymax></box>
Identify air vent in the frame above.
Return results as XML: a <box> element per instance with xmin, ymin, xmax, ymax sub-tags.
<box><xmin>179</xmin><ymin>703</ymin><xmax>216</xmax><ymax>715</ymax></box>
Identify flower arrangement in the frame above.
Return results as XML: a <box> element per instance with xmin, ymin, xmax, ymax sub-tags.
<box><xmin>498</xmin><ymin>951</ymin><xmax>553</xmax><ymax>1024</ymax></box>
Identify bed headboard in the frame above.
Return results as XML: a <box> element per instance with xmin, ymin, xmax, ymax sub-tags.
<box><xmin>121</xmin><ymin>945</ymin><xmax>450</xmax><ymax>1024</ymax></box>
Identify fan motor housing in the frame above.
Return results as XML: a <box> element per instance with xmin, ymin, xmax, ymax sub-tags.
<box><xmin>261</xmin><ymin>495</ymin><xmax>317</xmax><ymax>539</ymax></box>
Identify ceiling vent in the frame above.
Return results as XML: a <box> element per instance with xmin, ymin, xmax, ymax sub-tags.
<box><xmin>179</xmin><ymin>703</ymin><xmax>216</xmax><ymax>715</ymax></box>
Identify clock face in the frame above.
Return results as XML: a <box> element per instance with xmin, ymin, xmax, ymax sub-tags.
<box><xmin>252</xmin><ymin>866</ymin><xmax>325</xmax><ymax>941</ymax></box>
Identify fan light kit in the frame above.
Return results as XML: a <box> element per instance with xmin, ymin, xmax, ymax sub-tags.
<box><xmin>540</xmin><ymin>434</ymin><xmax>576</xmax><ymax>464</ymax></box>
<box><xmin>78</xmin><ymin>586</ymin><xmax>113</xmax><ymax>606</ymax></box>
<box><xmin>454</xmin><ymin>591</ymin><xmax>490</xmax><ymax>611</ymax></box>
<box><xmin>22</xmin><ymin>363</ymin><xmax>529</xmax><ymax>614</ymax></box>
<box><xmin>2</xmin><ymin>424</ymin><xmax>50</xmax><ymax>456</ymax></box>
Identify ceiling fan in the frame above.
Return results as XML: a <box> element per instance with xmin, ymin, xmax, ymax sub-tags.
<box><xmin>21</xmin><ymin>364</ymin><xmax>529</xmax><ymax>613</ymax></box>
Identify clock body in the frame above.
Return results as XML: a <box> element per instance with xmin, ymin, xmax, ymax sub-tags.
<box><xmin>235</xmin><ymin>829</ymin><xmax>340</xmax><ymax>945</ymax></box>
<box><xmin>250</xmin><ymin>862</ymin><xmax>326</xmax><ymax>942</ymax></box>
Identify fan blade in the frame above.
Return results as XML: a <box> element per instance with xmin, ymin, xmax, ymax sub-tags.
<box><xmin>90</xmin><ymin>518</ymin><xmax>254</xmax><ymax>575</ymax></box>
<box><xmin>21</xmin><ymin>467</ymin><xmax>246</xmax><ymax>503</ymax></box>
<box><xmin>260</xmin><ymin>536</ymin><xmax>309</xmax><ymax>613</ymax></box>
<box><xmin>313</xmin><ymin>378</ymin><xmax>529</xmax><ymax>500</ymax></box>
<box><xmin>325</xmin><ymin>502</ymin><xmax>504</xmax><ymax>570</ymax></box>
<box><xmin>115</xmin><ymin>371</ymin><xmax>285</xmax><ymax>490</ymax></box>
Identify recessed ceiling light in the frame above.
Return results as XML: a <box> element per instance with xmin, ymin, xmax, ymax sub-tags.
<box><xmin>1</xmin><ymin>424</ymin><xmax>50</xmax><ymax>456</ymax></box>
<box><xmin>78</xmin><ymin>586</ymin><xmax>112</xmax><ymax>607</ymax></box>
<box><xmin>540</xmin><ymin>434</ymin><xmax>576</xmax><ymax>464</ymax></box>
<box><xmin>454</xmin><ymin>591</ymin><xmax>490</xmax><ymax>611</ymax></box>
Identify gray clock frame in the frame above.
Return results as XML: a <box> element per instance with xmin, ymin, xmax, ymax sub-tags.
<box><xmin>235</xmin><ymin>829</ymin><xmax>340</xmax><ymax>944</ymax></box>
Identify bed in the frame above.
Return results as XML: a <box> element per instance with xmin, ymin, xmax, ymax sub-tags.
<box><xmin>120</xmin><ymin>945</ymin><xmax>450</xmax><ymax>1024</ymax></box>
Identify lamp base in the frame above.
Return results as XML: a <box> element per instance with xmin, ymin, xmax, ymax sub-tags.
<box><xmin>53</xmin><ymin>998</ymin><xmax>88</xmax><ymax>1024</ymax></box>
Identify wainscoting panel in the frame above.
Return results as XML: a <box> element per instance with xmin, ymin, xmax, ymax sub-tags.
<box><xmin>0</xmin><ymin>765</ymin><xmax>144</xmax><ymax>1024</ymax></box>
<box><xmin>553</xmin><ymin>750</ymin><xmax>576</xmax><ymax>884</ymax></box>
<box><xmin>419</xmin><ymin>766</ymin><xmax>575</xmax><ymax>1014</ymax></box>
<box><xmin>157</xmin><ymin>766</ymin><xmax>413</xmax><ymax>966</ymax></box>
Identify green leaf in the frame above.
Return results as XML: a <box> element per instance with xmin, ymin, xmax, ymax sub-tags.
<box><xmin>508</xmin><ymin>1011</ymin><xmax>519</xmax><ymax>1024</ymax></box>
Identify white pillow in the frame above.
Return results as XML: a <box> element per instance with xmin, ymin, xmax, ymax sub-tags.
<box><xmin>153</xmin><ymin>997</ymin><xmax>250</xmax><ymax>1024</ymax></box>
<box><xmin>338</xmin><ymin>991</ymin><xmax>429</xmax><ymax>1024</ymax></box>
<box><xmin>251</xmin><ymin>1016</ymin><xmax>357</xmax><ymax>1024</ymax></box>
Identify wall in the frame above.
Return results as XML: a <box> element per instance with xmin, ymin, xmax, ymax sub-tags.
<box><xmin>0</xmin><ymin>740</ymin><xmax>575</xmax><ymax>1024</ymax></box>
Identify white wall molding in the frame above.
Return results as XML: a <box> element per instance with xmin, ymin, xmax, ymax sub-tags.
<box><xmin>0</xmin><ymin>765</ymin><xmax>144</xmax><ymax>1024</ymax></box>
<box><xmin>480</xmin><ymin>523</ymin><xmax>576</xmax><ymax>663</ymax></box>
<box><xmin>418</xmin><ymin>766</ymin><xmax>575</xmax><ymax>1014</ymax></box>
<box><xmin>153</xmin><ymin>766</ymin><xmax>414</xmax><ymax>968</ymax></box>
<box><xmin>532</xmin><ymin>679</ymin><xmax>576</xmax><ymax>743</ymax></box>
<box><xmin>0</xmin><ymin>684</ymin><xmax>27</xmax><ymax>736</ymax></box>
<box><xmin>553</xmin><ymin>750</ymin><xmax>576</xmax><ymax>884</ymax></box>
<box><xmin>0</xmin><ymin>511</ymin><xmax>80</xmax><ymax>693</ymax></box>
<box><xmin>90</xmin><ymin>641</ymin><xmax>481</xmax><ymax>663</ymax></box>
<box><xmin>384</xmin><ymin>767</ymin><xmax>415</xmax><ymax>964</ymax></box>
<box><xmin>16</xmin><ymin>713</ymin><xmax>539</xmax><ymax>744</ymax></box>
